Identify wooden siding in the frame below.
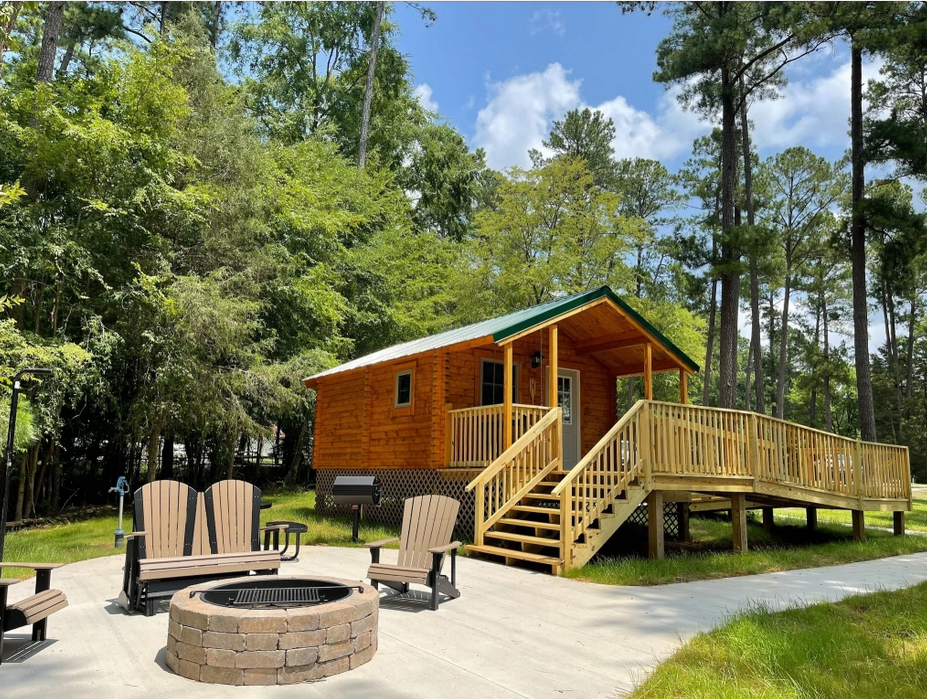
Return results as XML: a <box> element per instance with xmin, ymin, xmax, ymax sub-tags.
<box><xmin>313</xmin><ymin>326</ymin><xmax>619</xmax><ymax>471</ymax></box>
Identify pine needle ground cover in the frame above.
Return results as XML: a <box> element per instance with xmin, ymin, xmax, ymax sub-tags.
<box><xmin>631</xmin><ymin>581</ymin><xmax>927</xmax><ymax>699</ymax></box>
<box><xmin>566</xmin><ymin>500</ymin><xmax>927</xmax><ymax>587</ymax></box>
<box><xmin>0</xmin><ymin>489</ymin><xmax>399</xmax><ymax>581</ymax></box>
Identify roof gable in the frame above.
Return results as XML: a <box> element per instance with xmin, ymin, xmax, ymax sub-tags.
<box><xmin>305</xmin><ymin>286</ymin><xmax>699</xmax><ymax>383</ymax></box>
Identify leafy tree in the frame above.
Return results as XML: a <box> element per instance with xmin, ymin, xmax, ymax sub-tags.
<box><xmin>756</xmin><ymin>147</ymin><xmax>847</xmax><ymax>418</ymax></box>
<box><xmin>542</xmin><ymin>108</ymin><xmax>617</xmax><ymax>187</ymax></box>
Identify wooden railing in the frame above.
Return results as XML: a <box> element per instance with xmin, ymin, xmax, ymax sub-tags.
<box><xmin>552</xmin><ymin>401</ymin><xmax>648</xmax><ymax>567</ymax></box>
<box><xmin>446</xmin><ymin>403</ymin><xmax>550</xmax><ymax>467</ymax></box>
<box><xmin>644</xmin><ymin>401</ymin><xmax>912</xmax><ymax>502</ymax></box>
<box><xmin>465</xmin><ymin>408</ymin><xmax>561</xmax><ymax>546</ymax></box>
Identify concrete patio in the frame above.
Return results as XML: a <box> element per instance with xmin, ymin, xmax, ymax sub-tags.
<box><xmin>3</xmin><ymin>547</ymin><xmax>927</xmax><ymax>698</ymax></box>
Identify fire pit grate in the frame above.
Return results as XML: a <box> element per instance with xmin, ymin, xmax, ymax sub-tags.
<box><xmin>192</xmin><ymin>580</ymin><xmax>365</xmax><ymax>609</ymax></box>
<box><xmin>234</xmin><ymin>585</ymin><xmax>320</xmax><ymax>607</ymax></box>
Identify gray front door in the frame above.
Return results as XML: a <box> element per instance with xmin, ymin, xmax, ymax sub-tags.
<box><xmin>558</xmin><ymin>369</ymin><xmax>580</xmax><ymax>469</ymax></box>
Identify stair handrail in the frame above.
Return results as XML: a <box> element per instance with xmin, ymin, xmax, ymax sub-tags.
<box><xmin>551</xmin><ymin>401</ymin><xmax>645</xmax><ymax>496</ymax></box>
<box><xmin>465</xmin><ymin>406</ymin><xmax>560</xmax><ymax>492</ymax></box>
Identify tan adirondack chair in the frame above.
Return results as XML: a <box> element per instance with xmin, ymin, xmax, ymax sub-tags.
<box><xmin>365</xmin><ymin>495</ymin><xmax>461</xmax><ymax>611</ymax></box>
<box><xmin>0</xmin><ymin>563</ymin><xmax>68</xmax><ymax>665</ymax></box>
<box><xmin>120</xmin><ymin>479</ymin><xmax>283</xmax><ymax>616</ymax></box>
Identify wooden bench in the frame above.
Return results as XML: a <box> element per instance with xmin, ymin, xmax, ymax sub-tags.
<box><xmin>0</xmin><ymin>562</ymin><xmax>68</xmax><ymax>665</ymax></box>
<box><xmin>122</xmin><ymin>480</ymin><xmax>286</xmax><ymax>616</ymax></box>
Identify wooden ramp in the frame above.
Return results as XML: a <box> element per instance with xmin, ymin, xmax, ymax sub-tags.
<box><xmin>465</xmin><ymin>401</ymin><xmax>912</xmax><ymax>574</ymax></box>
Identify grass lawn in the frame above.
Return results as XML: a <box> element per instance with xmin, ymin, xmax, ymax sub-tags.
<box><xmin>777</xmin><ymin>498</ymin><xmax>927</xmax><ymax>532</ymax></box>
<box><xmin>566</xmin><ymin>505</ymin><xmax>927</xmax><ymax>586</ymax></box>
<box><xmin>0</xmin><ymin>488</ymin><xmax>399</xmax><ymax>581</ymax></box>
<box><xmin>631</xmin><ymin>581</ymin><xmax>927</xmax><ymax>698</ymax></box>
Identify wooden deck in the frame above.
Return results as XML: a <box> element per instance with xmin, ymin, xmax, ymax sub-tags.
<box><xmin>455</xmin><ymin>400</ymin><xmax>912</xmax><ymax>573</ymax></box>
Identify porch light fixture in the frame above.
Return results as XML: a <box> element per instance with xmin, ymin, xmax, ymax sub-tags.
<box><xmin>531</xmin><ymin>351</ymin><xmax>543</xmax><ymax>368</ymax></box>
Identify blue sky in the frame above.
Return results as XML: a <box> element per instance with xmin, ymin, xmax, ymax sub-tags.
<box><xmin>394</xmin><ymin>2</ymin><xmax>860</xmax><ymax>174</ymax></box>
<box><xmin>393</xmin><ymin>2</ymin><xmax>895</xmax><ymax>349</ymax></box>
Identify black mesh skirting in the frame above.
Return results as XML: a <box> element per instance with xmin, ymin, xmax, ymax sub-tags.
<box><xmin>316</xmin><ymin>469</ymin><xmax>478</xmax><ymax>542</ymax></box>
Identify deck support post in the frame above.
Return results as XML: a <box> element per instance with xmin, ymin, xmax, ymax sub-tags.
<box><xmin>852</xmin><ymin>510</ymin><xmax>866</xmax><ymax>542</ymax></box>
<box><xmin>894</xmin><ymin>511</ymin><xmax>905</xmax><ymax>536</ymax></box>
<box><xmin>731</xmin><ymin>493</ymin><xmax>748</xmax><ymax>553</ymax></box>
<box><xmin>678</xmin><ymin>503</ymin><xmax>690</xmax><ymax>543</ymax></box>
<box><xmin>503</xmin><ymin>343</ymin><xmax>513</xmax><ymax>449</ymax></box>
<box><xmin>806</xmin><ymin>507</ymin><xmax>817</xmax><ymax>532</ymax></box>
<box><xmin>644</xmin><ymin>343</ymin><xmax>653</xmax><ymax>400</ymax></box>
<box><xmin>679</xmin><ymin>369</ymin><xmax>688</xmax><ymax>404</ymax></box>
<box><xmin>762</xmin><ymin>507</ymin><xmax>774</xmax><ymax>534</ymax></box>
<box><xmin>647</xmin><ymin>490</ymin><xmax>664</xmax><ymax>559</ymax></box>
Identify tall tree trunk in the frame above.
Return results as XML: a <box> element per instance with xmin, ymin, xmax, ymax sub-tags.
<box><xmin>776</xmin><ymin>274</ymin><xmax>791</xmax><ymax>418</ymax></box>
<box><xmin>718</xmin><ymin>54</ymin><xmax>740</xmax><ymax>409</ymax></box>
<box><xmin>850</xmin><ymin>43</ymin><xmax>876</xmax><ymax>441</ymax></box>
<box><xmin>57</xmin><ymin>37</ymin><xmax>75</xmax><ymax>77</ymax></box>
<box><xmin>36</xmin><ymin>2</ymin><xmax>64</xmax><ymax>84</ymax></box>
<box><xmin>50</xmin><ymin>442</ymin><xmax>61</xmax><ymax>510</ymax></box>
<box><xmin>703</xmin><ymin>276</ymin><xmax>718</xmax><ymax>406</ymax></box>
<box><xmin>209</xmin><ymin>0</ymin><xmax>222</xmax><ymax>48</ymax></box>
<box><xmin>823</xmin><ymin>291</ymin><xmax>833</xmax><ymax>433</ymax></box>
<box><xmin>146</xmin><ymin>423</ymin><xmax>161</xmax><ymax>483</ymax></box>
<box><xmin>744</xmin><ymin>335</ymin><xmax>753</xmax><ymax>411</ymax></box>
<box><xmin>906</xmin><ymin>297</ymin><xmax>916</xmax><ymax>404</ymax></box>
<box><xmin>357</xmin><ymin>1</ymin><xmax>384</xmax><ymax>169</ymax></box>
<box><xmin>161</xmin><ymin>432</ymin><xmax>174</xmax><ymax>480</ymax></box>
<box><xmin>740</xmin><ymin>86</ymin><xmax>764</xmax><ymax>414</ymax></box>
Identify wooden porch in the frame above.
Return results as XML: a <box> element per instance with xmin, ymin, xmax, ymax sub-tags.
<box><xmin>453</xmin><ymin>399</ymin><xmax>912</xmax><ymax>574</ymax></box>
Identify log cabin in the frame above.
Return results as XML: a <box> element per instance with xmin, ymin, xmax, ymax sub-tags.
<box><xmin>305</xmin><ymin>286</ymin><xmax>912</xmax><ymax>573</ymax></box>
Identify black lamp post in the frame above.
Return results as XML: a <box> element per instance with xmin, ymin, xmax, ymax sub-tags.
<box><xmin>0</xmin><ymin>368</ymin><xmax>53</xmax><ymax>563</ymax></box>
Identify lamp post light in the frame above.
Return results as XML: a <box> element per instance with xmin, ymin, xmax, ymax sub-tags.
<box><xmin>0</xmin><ymin>368</ymin><xmax>53</xmax><ymax>563</ymax></box>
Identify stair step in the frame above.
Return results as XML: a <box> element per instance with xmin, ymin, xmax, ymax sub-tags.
<box><xmin>467</xmin><ymin>544</ymin><xmax>562</xmax><ymax>566</ymax></box>
<box><xmin>497</xmin><ymin>518</ymin><xmax>560</xmax><ymax>531</ymax></box>
<box><xmin>512</xmin><ymin>505</ymin><xmax>559</xmax><ymax>515</ymax></box>
<box><xmin>485</xmin><ymin>531</ymin><xmax>561</xmax><ymax>548</ymax></box>
<box><xmin>522</xmin><ymin>492</ymin><xmax>560</xmax><ymax>501</ymax></box>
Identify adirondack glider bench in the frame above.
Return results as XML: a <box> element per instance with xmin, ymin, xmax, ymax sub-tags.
<box><xmin>122</xmin><ymin>480</ymin><xmax>288</xmax><ymax>616</ymax></box>
<box><xmin>366</xmin><ymin>495</ymin><xmax>462</xmax><ymax>611</ymax></box>
<box><xmin>0</xmin><ymin>562</ymin><xmax>68</xmax><ymax>665</ymax></box>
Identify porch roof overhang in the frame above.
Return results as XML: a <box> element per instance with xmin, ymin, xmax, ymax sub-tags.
<box><xmin>304</xmin><ymin>286</ymin><xmax>699</xmax><ymax>387</ymax></box>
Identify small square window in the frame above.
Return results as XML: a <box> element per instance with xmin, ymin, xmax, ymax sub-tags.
<box><xmin>395</xmin><ymin>370</ymin><xmax>413</xmax><ymax>407</ymax></box>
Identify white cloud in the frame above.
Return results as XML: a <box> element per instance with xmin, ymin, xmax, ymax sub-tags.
<box><xmin>749</xmin><ymin>57</ymin><xmax>882</xmax><ymax>152</ymax></box>
<box><xmin>473</xmin><ymin>64</ymin><xmax>702</xmax><ymax>170</ymax></box>
<box><xmin>529</xmin><ymin>10</ymin><xmax>565</xmax><ymax>37</ymax></box>
<box><xmin>413</xmin><ymin>84</ymin><xmax>438</xmax><ymax>113</ymax></box>
<box><xmin>474</xmin><ymin>64</ymin><xmax>581</xmax><ymax>170</ymax></box>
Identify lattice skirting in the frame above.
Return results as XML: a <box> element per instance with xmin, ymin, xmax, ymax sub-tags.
<box><xmin>315</xmin><ymin>469</ymin><xmax>479</xmax><ymax>542</ymax></box>
<box><xmin>625</xmin><ymin>501</ymin><xmax>685</xmax><ymax>541</ymax></box>
<box><xmin>317</xmin><ymin>469</ymin><xmax>684</xmax><ymax>544</ymax></box>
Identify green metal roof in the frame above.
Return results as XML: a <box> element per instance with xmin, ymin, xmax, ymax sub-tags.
<box><xmin>306</xmin><ymin>286</ymin><xmax>699</xmax><ymax>382</ymax></box>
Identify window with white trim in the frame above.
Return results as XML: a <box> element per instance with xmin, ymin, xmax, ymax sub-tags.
<box><xmin>395</xmin><ymin>370</ymin><xmax>413</xmax><ymax>407</ymax></box>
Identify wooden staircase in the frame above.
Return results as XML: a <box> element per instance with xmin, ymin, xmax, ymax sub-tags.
<box><xmin>467</xmin><ymin>403</ymin><xmax>651</xmax><ymax>574</ymax></box>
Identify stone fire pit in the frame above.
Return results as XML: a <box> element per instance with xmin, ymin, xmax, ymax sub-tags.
<box><xmin>165</xmin><ymin>576</ymin><xmax>379</xmax><ymax>686</ymax></box>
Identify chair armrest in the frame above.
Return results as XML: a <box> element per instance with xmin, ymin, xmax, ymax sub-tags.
<box><xmin>259</xmin><ymin>524</ymin><xmax>289</xmax><ymax>532</ymax></box>
<box><xmin>0</xmin><ymin>579</ymin><xmax>20</xmax><ymax>587</ymax></box>
<box><xmin>125</xmin><ymin>531</ymin><xmax>148</xmax><ymax>539</ymax></box>
<box><xmin>0</xmin><ymin>562</ymin><xmax>64</xmax><ymax>570</ymax></box>
<box><xmin>428</xmin><ymin>542</ymin><xmax>462</xmax><ymax>555</ymax></box>
<box><xmin>365</xmin><ymin>537</ymin><xmax>400</xmax><ymax>549</ymax></box>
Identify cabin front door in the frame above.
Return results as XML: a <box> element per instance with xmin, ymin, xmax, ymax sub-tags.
<box><xmin>557</xmin><ymin>368</ymin><xmax>581</xmax><ymax>469</ymax></box>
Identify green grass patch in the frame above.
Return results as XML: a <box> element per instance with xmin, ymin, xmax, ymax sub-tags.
<box><xmin>566</xmin><ymin>515</ymin><xmax>927</xmax><ymax>586</ymax></box>
<box><xmin>777</xmin><ymin>498</ymin><xmax>927</xmax><ymax>532</ymax></box>
<box><xmin>1</xmin><ymin>488</ymin><xmax>399</xmax><ymax>581</ymax></box>
<box><xmin>631</xmin><ymin>581</ymin><xmax>927</xmax><ymax>699</ymax></box>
